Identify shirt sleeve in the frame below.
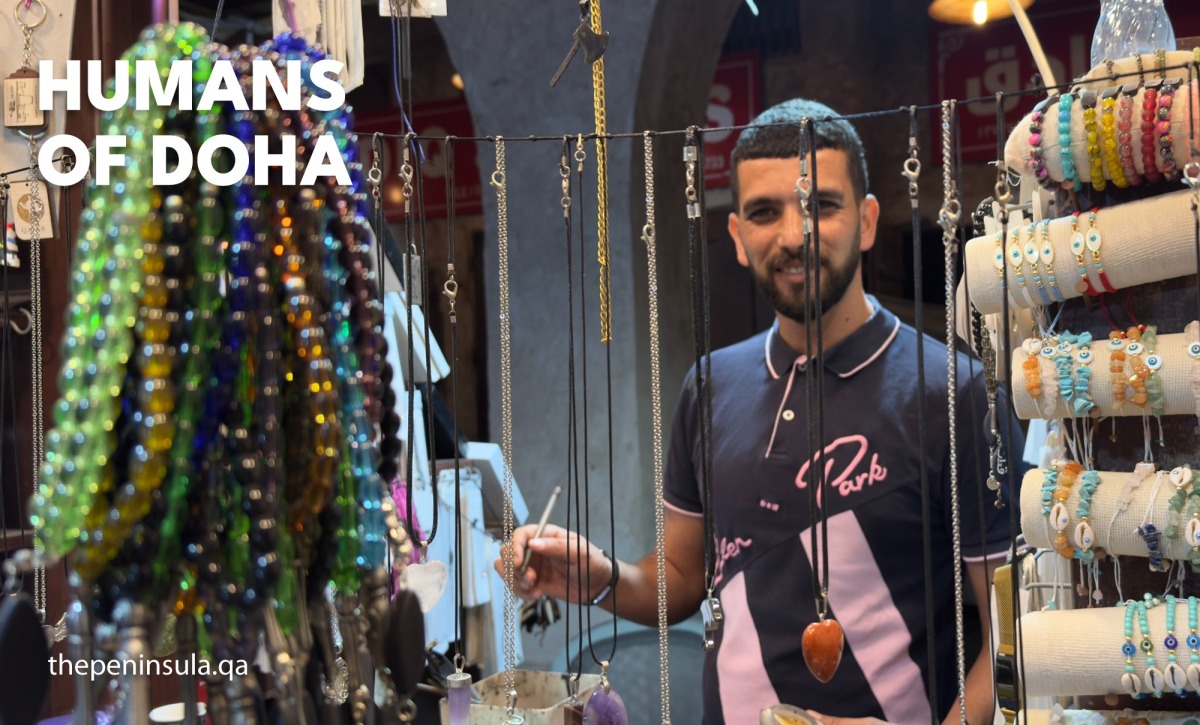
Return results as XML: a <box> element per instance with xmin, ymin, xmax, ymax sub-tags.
<box><xmin>663</xmin><ymin>368</ymin><xmax>703</xmax><ymax>516</ymax></box>
<box><xmin>944</xmin><ymin>366</ymin><xmax>1025</xmax><ymax>561</ymax></box>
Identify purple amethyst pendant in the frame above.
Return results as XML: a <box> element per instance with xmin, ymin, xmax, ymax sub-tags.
<box><xmin>582</xmin><ymin>681</ymin><xmax>628</xmax><ymax>725</ymax></box>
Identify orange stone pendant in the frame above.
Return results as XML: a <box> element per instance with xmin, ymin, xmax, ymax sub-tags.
<box><xmin>802</xmin><ymin>618</ymin><xmax>844</xmax><ymax>683</ymax></box>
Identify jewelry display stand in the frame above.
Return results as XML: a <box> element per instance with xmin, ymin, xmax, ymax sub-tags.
<box><xmin>965</xmin><ymin>190</ymin><xmax>1198</xmax><ymax>315</ymax></box>
<box><xmin>1016</xmin><ymin>605</ymin><xmax>1200</xmax><ymax>697</ymax></box>
<box><xmin>437</xmin><ymin>670</ymin><xmax>601</xmax><ymax>725</ymax></box>
<box><xmin>1008</xmin><ymin>328</ymin><xmax>1200</xmax><ymax>419</ymax></box>
<box><xmin>1002</xmin><ymin>52</ymin><xmax>1199</xmax><ymax>180</ymax></box>
<box><xmin>1019</xmin><ymin>468</ymin><xmax>1200</xmax><ymax>560</ymax></box>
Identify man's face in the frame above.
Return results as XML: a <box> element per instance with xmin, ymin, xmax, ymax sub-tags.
<box><xmin>728</xmin><ymin>150</ymin><xmax>878</xmax><ymax>323</ymax></box>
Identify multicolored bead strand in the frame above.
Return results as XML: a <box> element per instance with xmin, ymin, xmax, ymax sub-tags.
<box><xmin>1164</xmin><ymin>595</ymin><xmax>1187</xmax><ymax>695</ymax></box>
<box><xmin>1139</xmin><ymin>596</ymin><xmax>1164</xmax><ymax>697</ymax></box>
<box><xmin>1123</xmin><ymin>599</ymin><xmax>1145</xmax><ymax>697</ymax></box>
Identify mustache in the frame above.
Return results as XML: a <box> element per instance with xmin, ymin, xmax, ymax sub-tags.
<box><xmin>767</xmin><ymin>251</ymin><xmax>830</xmax><ymax>269</ymax></box>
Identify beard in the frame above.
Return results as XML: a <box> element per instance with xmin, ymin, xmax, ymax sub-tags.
<box><xmin>750</xmin><ymin>228</ymin><xmax>861</xmax><ymax>325</ymax></box>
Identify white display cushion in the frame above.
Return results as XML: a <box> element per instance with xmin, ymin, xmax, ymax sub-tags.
<box><xmin>1019</xmin><ymin>604</ymin><xmax>1200</xmax><ymax>698</ymax></box>
<box><xmin>1020</xmin><ymin>467</ymin><xmax>1200</xmax><ymax>562</ymax></box>
<box><xmin>1010</xmin><ymin>330</ymin><xmax>1200</xmax><ymax>420</ymax></box>
<box><xmin>965</xmin><ymin>190</ymin><xmax>1198</xmax><ymax>315</ymax></box>
<box><xmin>1003</xmin><ymin>52</ymin><xmax>1198</xmax><ymax>182</ymax></box>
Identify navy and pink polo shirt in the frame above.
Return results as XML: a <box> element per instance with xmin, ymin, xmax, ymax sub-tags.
<box><xmin>664</xmin><ymin>298</ymin><xmax>1018</xmax><ymax>724</ymax></box>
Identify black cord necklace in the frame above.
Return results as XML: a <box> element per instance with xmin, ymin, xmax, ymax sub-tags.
<box><xmin>682</xmin><ymin>129</ymin><xmax>722</xmax><ymax>654</ymax></box>
<box><xmin>796</xmin><ymin>119</ymin><xmax>841</xmax><ymax>686</ymax></box>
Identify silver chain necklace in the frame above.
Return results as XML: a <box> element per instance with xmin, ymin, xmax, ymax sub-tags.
<box><xmin>490</xmin><ymin>137</ymin><xmax>521</xmax><ymax>721</ymax></box>
<box><xmin>937</xmin><ymin>99</ymin><xmax>967</xmax><ymax>725</ymax></box>
<box><xmin>641</xmin><ymin>131</ymin><xmax>671</xmax><ymax>723</ymax></box>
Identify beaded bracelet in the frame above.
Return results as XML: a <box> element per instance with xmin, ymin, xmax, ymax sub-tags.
<box><xmin>1185</xmin><ymin>471</ymin><xmax>1200</xmax><ymax>569</ymax></box>
<box><xmin>991</xmin><ymin>231</ymin><xmax>1006</xmax><ymax>293</ymax></box>
<box><xmin>1165</xmin><ymin>465</ymin><xmax>1193</xmax><ymax>541</ymax></box>
<box><xmin>1081</xmin><ymin>89</ymin><xmax>1107</xmax><ymax>191</ymax></box>
<box><xmin>1126</xmin><ymin>328</ymin><xmax>1150</xmax><ymax>408</ymax></box>
<box><xmin>1050</xmin><ymin>459</ymin><xmax>1082</xmax><ymax>559</ymax></box>
<box><xmin>1023</xmin><ymin>223</ymin><xmax>1052</xmax><ymax>305</ymax></box>
<box><xmin>1099</xmin><ymin>87</ymin><xmax>1129</xmax><ymax>188</ymax></box>
<box><xmin>1108</xmin><ymin>331</ymin><xmax>1128</xmax><ymax>411</ymax></box>
<box><xmin>1054</xmin><ymin>333</ymin><xmax>1078</xmax><ymax>410</ymax></box>
<box><xmin>1007</xmin><ymin>226</ymin><xmax>1036</xmax><ymax>307</ymax></box>
<box><xmin>1058</xmin><ymin>92</ymin><xmax>1082</xmax><ymax>192</ymax></box>
<box><xmin>1021</xmin><ymin>337</ymin><xmax>1043</xmax><ymax>405</ymax></box>
<box><xmin>1069</xmin><ymin>213</ymin><xmax>1100</xmax><ymax>296</ymax></box>
<box><xmin>1139</xmin><ymin>595</ymin><xmax>1165</xmax><ymax>697</ymax></box>
<box><xmin>1188</xmin><ymin>320</ymin><xmax>1200</xmax><ymax>435</ymax></box>
<box><xmin>1141</xmin><ymin>81</ymin><xmax>1164</xmax><ymax>184</ymax></box>
<box><xmin>1117</xmin><ymin>84</ymin><xmax>1143</xmax><ymax>186</ymax></box>
<box><xmin>1073</xmin><ymin>469</ymin><xmax>1100</xmax><ymax>562</ymax></box>
<box><xmin>1072</xmin><ymin>331</ymin><xmax>1096</xmax><ymax>416</ymax></box>
<box><xmin>1158</xmin><ymin>79</ymin><xmax>1181</xmax><ymax>182</ymax></box>
<box><xmin>1085</xmin><ymin>210</ymin><xmax>1117</xmax><ymax>293</ymax></box>
<box><xmin>1038</xmin><ymin>336</ymin><xmax>1059</xmax><ymax>417</ymax></box>
<box><xmin>1037</xmin><ymin>220</ymin><xmax>1062</xmax><ymax>302</ymax></box>
<box><xmin>31</xmin><ymin>24</ymin><xmax>200</xmax><ymax>563</ymax></box>
<box><xmin>1186</xmin><ymin>596</ymin><xmax>1200</xmax><ymax>690</ymax></box>
<box><xmin>1142</xmin><ymin>325</ymin><xmax>1166</xmax><ymax>419</ymax></box>
<box><xmin>1027</xmin><ymin>96</ymin><xmax>1056</xmax><ymax>191</ymax></box>
<box><xmin>1164</xmin><ymin>595</ymin><xmax>1188</xmax><ymax>695</ymax></box>
<box><xmin>1138</xmin><ymin>469</ymin><xmax>1169</xmax><ymax>572</ymax></box>
<box><xmin>1122</xmin><ymin>599</ymin><xmax>1147</xmax><ymax>697</ymax></box>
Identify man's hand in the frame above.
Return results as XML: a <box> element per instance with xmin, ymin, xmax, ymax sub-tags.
<box><xmin>494</xmin><ymin>523</ymin><xmax>613</xmax><ymax>603</ymax></box>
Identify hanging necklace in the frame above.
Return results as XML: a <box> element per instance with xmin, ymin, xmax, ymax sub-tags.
<box><xmin>442</xmin><ymin>135</ymin><xmax>475</xmax><ymax>724</ymax></box>
<box><xmin>491</xmin><ymin>136</ymin><xmax>523</xmax><ymax>723</ymax></box>
<box><xmin>798</xmin><ymin>118</ymin><xmax>842</xmax><ymax>685</ymax></box>
<box><xmin>642</xmin><ymin>130</ymin><xmax>671</xmax><ymax>723</ymax></box>
<box><xmin>683</xmin><ymin>128</ymin><xmax>722</xmax><ymax>653</ymax></box>
<box><xmin>938</xmin><ymin>99</ymin><xmax>969</xmax><ymax>724</ymax></box>
<box><xmin>586</xmin><ymin>0</ymin><xmax>612</xmax><ymax>344</ymax></box>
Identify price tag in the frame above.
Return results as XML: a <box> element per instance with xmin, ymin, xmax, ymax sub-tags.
<box><xmin>3</xmin><ymin>67</ymin><xmax>45</xmax><ymax>131</ymax></box>
<box><xmin>9</xmin><ymin>181</ymin><xmax>53</xmax><ymax>241</ymax></box>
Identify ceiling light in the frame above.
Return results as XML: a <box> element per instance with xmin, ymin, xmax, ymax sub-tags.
<box><xmin>928</xmin><ymin>0</ymin><xmax>1035</xmax><ymax>25</ymax></box>
<box><xmin>451</xmin><ymin>73</ymin><xmax>464</xmax><ymax>91</ymax></box>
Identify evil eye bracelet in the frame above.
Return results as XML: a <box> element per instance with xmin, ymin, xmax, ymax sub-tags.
<box><xmin>1122</xmin><ymin>599</ymin><xmax>1147</xmax><ymax>697</ymax></box>
<box><xmin>1007</xmin><ymin>226</ymin><xmax>1036</xmax><ymax>308</ymax></box>
<box><xmin>1158</xmin><ymin>79</ymin><xmax>1181</xmax><ymax>182</ymax></box>
<box><xmin>1187</xmin><ymin>596</ymin><xmax>1200</xmax><ymax>687</ymax></box>
<box><xmin>1085</xmin><ymin>209</ymin><xmax>1117</xmax><ymax>293</ymax></box>
<box><xmin>1126</xmin><ymin>329</ymin><xmax>1150</xmax><ymax>409</ymax></box>
<box><xmin>1081</xmin><ymin>89</ymin><xmax>1107</xmax><ymax>191</ymax></box>
<box><xmin>1188</xmin><ymin>320</ymin><xmax>1200</xmax><ymax>435</ymax></box>
<box><xmin>1139</xmin><ymin>595</ymin><xmax>1165</xmax><ymax>697</ymax></box>
<box><xmin>1117</xmin><ymin>84</ymin><xmax>1143</xmax><ymax>186</ymax></box>
<box><xmin>1037</xmin><ymin>220</ymin><xmax>1062</xmax><ymax>302</ymax></box>
<box><xmin>1163</xmin><ymin>595</ymin><xmax>1189</xmax><ymax>695</ymax></box>
<box><xmin>1100</xmin><ymin>87</ymin><xmax>1129</xmax><ymax>188</ymax></box>
<box><xmin>1070</xmin><ymin>213</ymin><xmax>1100</xmax><ymax>296</ymax></box>
<box><xmin>1023</xmin><ymin>223</ymin><xmax>1053</xmax><ymax>305</ymax></box>
<box><xmin>1054</xmin><ymin>333</ymin><xmax>1078</xmax><ymax>410</ymax></box>
<box><xmin>1073</xmin><ymin>469</ymin><xmax>1100</xmax><ymax>562</ymax></box>
<box><xmin>1142</xmin><ymin>326</ymin><xmax>1166</xmax><ymax>419</ymax></box>
<box><xmin>1141</xmin><ymin>82</ymin><xmax>1163</xmax><ymax>184</ymax></box>
<box><xmin>1058</xmin><ymin>92</ymin><xmax>1082</xmax><ymax>192</ymax></box>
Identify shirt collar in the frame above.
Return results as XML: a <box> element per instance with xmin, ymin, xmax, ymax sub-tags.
<box><xmin>764</xmin><ymin>295</ymin><xmax>900</xmax><ymax>380</ymax></box>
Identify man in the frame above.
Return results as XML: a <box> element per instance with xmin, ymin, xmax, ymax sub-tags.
<box><xmin>500</xmin><ymin>98</ymin><xmax>1018</xmax><ymax>724</ymax></box>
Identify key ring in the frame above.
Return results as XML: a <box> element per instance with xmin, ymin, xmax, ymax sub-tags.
<box><xmin>14</xmin><ymin>0</ymin><xmax>46</xmax><ymax>29</ymax></box>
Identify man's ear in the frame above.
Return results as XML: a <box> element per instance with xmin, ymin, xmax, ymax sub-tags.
<box><xmin>858</xmin><ymin>194</ymin><xmax>880</xmax><ymax>254</ymax></box>
<box><xmin>729</xmin><ymin>211</ymin><xmax>749</xmax><ymax>267</ymax></box>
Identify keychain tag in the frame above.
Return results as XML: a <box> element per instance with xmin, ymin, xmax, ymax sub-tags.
<box><xmin>9</xmin><ymin>180</ymin><xmax>52</xmax><ymax>241</ymax></box>
<box><xmin>3</xmin><ymin>67</ymin><xmax>44</xmax><ymax>131</ymax></box>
